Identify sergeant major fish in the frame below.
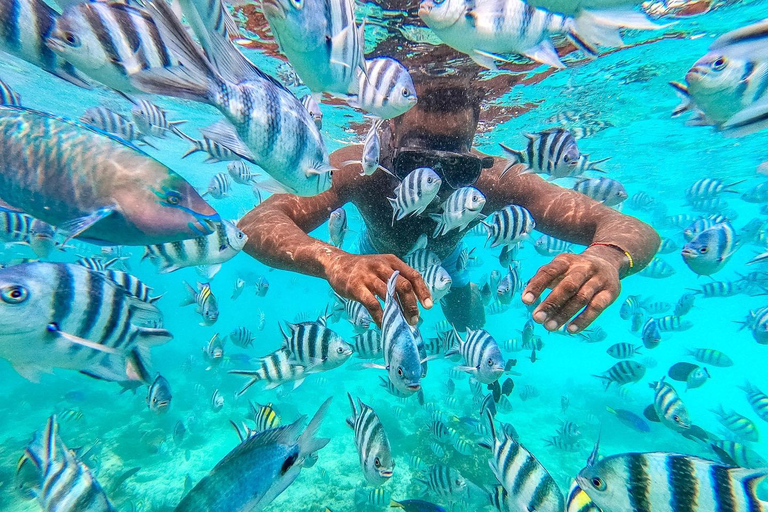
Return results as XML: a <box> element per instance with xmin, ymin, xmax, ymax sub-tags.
<box><xmin>0</xmin><ymin>106</ymin><xmax>219</xmax><ymax>245</ymax></box>
<box><xmin>147</xmin><ymin>374</ymin><xmax>172</xmax><ymax>413</ymax></box>
<box><xmin>430</xmin><ymin>186</ymin><xmax>486</xmax><ymax>237</ymax></box>
<box><xmin>445</xmin><ymin>329</ymin><xmax>506</xmax><ymax>386</ymax></box>
<box><xmin>280</xmin><ymin>320</ymin><xmax>353</xmax><ymax>372</ymax></box>
<box><xmin>346</xmin><ymin>393</ymin><xmax>394</xmax><ymax>486</ymax></box>
<box><xmin>388</xmin><ymin>167</ymin><xmax>442</xmax><ymax>224</ymax></box>
<box><xmin>230</xmin><ymin>349</ymin><xmax>307</xmax><ymax>396</ymax></box>
<box><xmin>645</xmin><ymin>377</ymin><xmax>690</xmax><ymax>434</ymax></box>
<box><xmin>350</xmin><ymin>57</ymin><xmax>418</xmax><ymax>120</ymax></box>
<box><xmin>329</xmin><ymin>208</ymin><xmax>349</xmax><ymax>248</ymax></box>
<box><xmin>482</xmin><ymin>205</ymin><xmax>535</xmax><ymax>248</ymax></box>
<box><xmin>181</xmin><ymin>281</ymin><xmax>219</xmax><ymax>326</ymax></box>
<box><xmin>500</xmin><ymin>129</ymin><xmax>580</xmax><ymax>179</ymax></box>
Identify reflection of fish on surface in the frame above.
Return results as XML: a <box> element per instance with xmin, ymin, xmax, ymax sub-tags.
<box><xmin>0</xmin><ymin>106</ymin><xmax>220</xmax><ymax>246</ymax></box>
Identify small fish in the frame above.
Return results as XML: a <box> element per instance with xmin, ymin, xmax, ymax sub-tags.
<box><xmin>230</xmin><ymin>327</ymin><xmax>255</xmax><ymax>349</ymax></box>
<box><xmin>181</xmin><ymin>281</ymin><xmax>219</xmax><ymax>326</ymax></box>
<box><xmin>390</xmin><ymin>499</ymin><xmax>447</xmax><ymax>512</ymax></box>
<box><xmin>593</xmin><ymin>361</ymin><xmax>646</xmax><ymax>390</ymax></box>
<box><xmin>355</xmin><ymin>488</ymin><xmax>391</xmax><ymax>508</ymax></box>
<box><xmin>328</xmin><ymin>208</ymin><xmax>349</xmax><ymax>248</ymax></box>
<box><xmin>351</xmin><ymin>57</ymin><xmax>417</xmax><ymax>120</ymax></box>
<box><xmin>404</xmin><ymin>249</ymin><xmax>441</xmax><ymax>272</ymax></box>
<box><xmin>739</xmin><ymin>382</ymin><xmax>768</xmax><ymax>423</ymax></box>
<box><xmin>231</xmin><ymin>278</ymin><xmax>246</xmax><ymax>300</ymax></box>
<box><xmin>389</xmin><ymin>167</ymin><xmax>442</xmax><ymax>224</ymax></box>
<box><xmin>227</xmin><ymin>161</ymin><xmax>259</xmax><ymax>185</ymax></box>
<box><xmin>250</xmin><ymin>401</ymin><xmax>281</xmax><ymax>432</ymax></box>
<box><xmin>255</xmin><ymin>276</ymin><xmax>269</xmax><ymax>297</ymax></box>
<box><xmin>681</xmin><ymin>222</ymin><xmax>739</xmax><ymax>276</ymax></box>
<box><xmin>416</xmin><ymin>464</ymin><xmax>466</xmax><ymax>500</ymax></box>
<box><xmin>210</xmin><ymin>389</ymin><xmax>224</xmax><ymax>412</ymax></box>
<box><xmin>300</xmin><ymin>95</ymin><xmax>322</xmax><ymax>129</ymax></box>
<box><xmin>347</xmin><ymin>393</ymin><xmax>394</xmax><ymax>486</ymax></box>
<box><xmin>638</xmin><ymin>258</ymin><xmax>676</xmax><ymax>278</ymax></box>
<box><xmin>430</xmin><ymin>187</ymin><xmax>486</xmax><ymax>237</ymax></box>
<box><xmin>656</xmin><ymin>315</ymin><xmax>693</xmax><ymax>332</ymax></box>
<box><xmin>360</xmin><ymin>118</ymin><xmax>385</xmax><ymax>176</ymax></box>
<box><xmin>180</xmin><ymin>125</ymin><xmax>243</xmax><ymax>163</ymax></box>
<box><xmin>534</xmin><ymin>235</ymin><xmax>572</xmax><ymax>256</ymax></box>
<box><xmin>230</xmin><ymin>349</ymin><xmax>308</xmax><ymax>396</ymax></box>
<box><xmin>130</xmin><ymin>99</ymin><xmax>186</xmax><ymax>139</ymax></box>
<box><xmin>658</xmin><ymin>238</ymin><xmax>679</xmax><ymax>254</ymax></box>
<box><xmin>712</xmin><ymin>406</ymin><xmax>759</xmax><ymax>442</ymax></box>
<box><xmin>80</xmin><ymin>106</ymin><xmax>150</xmax><ymax>145</ymax></box>
<box><xmin>686</xmin><ymin>178</ymin><xmax>744</xmax><ymax>201</ymax></box>
<box><xmin>176</xmin><ymin>398</ymin><xmax>332</xmax><ymax>512</ymax></box>
<box><xmin>353</xmin><ymin>330</ymin><xmax>383</xmax><ymax>359</ymax></box>
<box><xmin>646</xmin><ymin>377</ymin><xmax>690</xmax><ymax>433</ymax></box>
<box><xmin>147</xmin><ymin>374</ymin><xmax>172</xmax><ymax>414</ymax></box>
<box><xmin>710</xmin><ymin>440</ymin><xmax>768</xmax><ymax>469</ymax></box>
<box><xmin>619</xmin><ymin>294</ymin><xmax>643</xmax><ymax>320</ymax></box>
<box><xmin>335</xmin><ymin>295</ymin><xmax>372</xmax><ymax>333</ymax></box>
<box><xmin>606</xmin><ymin>406</ymin><xmax>650</xmax><ymax>433</ymax></box>
<box><xmin>674</xmin><ymin>292</ymin><xmax>696</xmax><ymax>316</ymax></box>
<box><xmin>573</xmin><ymin>177</ymin><xmax>628</xmax><ymax>206</ymax></box>
<box><xmin>446</xmin><ymin>328</ymin><xmax>506</xmax><ymax>385</ymax></box>
<box><xmin>482</xmin><ymin>205</ymin><xmax>535</xmax><ymax>248</ymax></box>
<box><xmin>280</xmin><ymin>321</ymin><xmax>353</xmax><ymax>372</ymax></box>
<box><xmin>500</xmin><ymin>129</ymin><xmax>579</xmax><ymax>178</ymax></box>
<box><xmin>422</xmin><ymin>265</ymin><xmax>452</xmax><ymax>303</ymax></box>
<box><xmin>203</xmin><ymin>173</ymin><xmax>233</xmax><ymax>200</ymax></box>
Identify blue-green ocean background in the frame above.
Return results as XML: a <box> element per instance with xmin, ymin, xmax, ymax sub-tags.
<box><xmin>2</xmin><ymin>1</ymin><xmax>768</xmax><ymax>510</ymax></box>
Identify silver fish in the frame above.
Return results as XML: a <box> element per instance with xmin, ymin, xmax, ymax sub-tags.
<box><xmin>180</xmin><ymin>281</ymin><xmax>219</xmax><ymax>326</ymax></box>
<box><xmin>346</xmin><ymin>393</ymin><xmax>394</xmax><ymax>486</ymax></box>
<box><xmin>501</xmin><ymin>129</ymin><xmax>580</xmax><ymax>178</ymax></box>
<box><xmin>388</xmin><ymin>167</ymin><xmax>442</xmax><ymax>224</ymax></box>
<box><xmin>350</xmin><ymin>57</ymin><xmax>418</xmax><ymax>120</ymax></box>
<box><xmin>430</xmin><ymin>186</ymin><xmax>486</xmax><ymax>237</ymax></box>
<box><xmin>147</xmin><ymin>374</ymin><xmax>172</xmax><ymax>413</ymax></box>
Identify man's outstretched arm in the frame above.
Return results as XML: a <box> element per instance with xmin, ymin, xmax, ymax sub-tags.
<box><xmin>237</xmin><ymin>149</ymin><xmax>431</xmax><ymax>325</ymax></box>
<box><xmin>479</xmin><ymin>163</ymin><xmax>661</xmax><ymax>333</ymax></box>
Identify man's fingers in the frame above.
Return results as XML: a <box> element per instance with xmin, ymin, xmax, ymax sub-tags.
<box><xmin>523</xmin><ymin>258</ymin><xmax>570</xmax><ymax>304</ymax></box>
<box><xmin>544</xmin><ymin>278</ymin><xmax>601</xmax><ymax>331</ymax></box>
<box><xmin>567</xmin><ymin>290</ymin><xmax>616</xmax><ymax>333</ymax></box>
<box><xmin>532</xmin><ymin>271</ymin><xmax>590</xmax><ymax>326</ymax></box>
<box><xmin>394</xmin><ymin>262</ymin><xmax>433</xmax><ymax>309</ymax></box>
<box><xmin>395</xmin><ymin>275</ymin><xmax>421</xmax><ymax>325</ymax></box>
<box><xmin>358</xmin><ymin>289</ymin><xmax>384</xmax><ymax>328</ymax></box>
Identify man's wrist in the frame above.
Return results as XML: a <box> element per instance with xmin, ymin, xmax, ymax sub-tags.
<box><xmin>583</xmin><ymin>243</ymin><xmax>628</xmax><ymax>278</ymax></box>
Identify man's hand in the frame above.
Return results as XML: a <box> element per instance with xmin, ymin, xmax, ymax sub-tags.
<box><xmin>522</xmin><ymin>251</ymin><xmax>622</xmax><ymax>333</ymax></box>
<box><xmin>324</xmin><ymin>253</ymin><xmax>433</xmax><ymax>327</ymax></box>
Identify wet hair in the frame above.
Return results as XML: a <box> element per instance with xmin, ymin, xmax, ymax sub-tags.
<box><xmin>416</xmin><ymin>85</ymin><xmax>483</xmax><ymax>118</ymax></box>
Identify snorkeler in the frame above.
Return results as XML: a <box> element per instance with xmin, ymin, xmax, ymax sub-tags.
<box><xmin>237</xmin><ymin>65</ymin><xmax>660</xmax><ymax>334</ymax></box>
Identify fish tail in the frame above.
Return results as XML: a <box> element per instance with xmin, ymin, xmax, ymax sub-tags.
<box><xmin>298</xmin><ymin>397</ymin><xmax>332</xmax><ymax>459</ymax></box>
<box><xmin>130</xmin><ymin>0</ymin><xmax>224</xmax><ymax>104</ymax></box>
<box><xmin>723</xmin><ymin>97</ymin><xmax>768</xmax><ymax>137</ymax></box>
<box><xmin>180</xmin><ymin>282</ymin><xmax>196</xmax><ymax>307</ymax></box>
<box><xmin>571</xmin><ymin>9</ymin><xmax>667</xmax><ymax>55</ymax></box>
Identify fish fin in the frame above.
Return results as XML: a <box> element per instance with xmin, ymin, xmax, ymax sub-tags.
<box><xmin>159</xmin><ymin>264</ymin><xmax>182</xmax><ymax>274</ymax></box>
<box><xmin>723</xmin><ymin>96</ymin><xmax>768</xmax><ymax>137</ymax></box>
<box><xmin>292</xmin><ymin>378</ymin><xmax>305</xmax><ymax>390</ymax></box>
<box><xmin>58</xmin><ymin>207</ymin><xmax>115</xmax><ymax>243</ymax></box>
<box><xmin>42</xmin><ymin>415</ymin><xmax>57</xmax><ymax>464</ymax></box>
<box><xmin>643</xmin><ymin>404</ymin><xmax>661</xmax><ymax>423</ymax></box>
<box><xmin>200</xmin><ymin>120</ymin><xmax>256</xmax><ymax>161</ymax></box>
<box><xmin>454</xmin><ymin>365</ymin><xmax>477</xmax><ymax>374</ymax></box>
<box><xmin>521</xmin><ymin>41</ymin><xmax>565</xmax><ymax>68</ymax></box>
<box><xmin>125</xmin><ymin>346</ymin><xmax>153</xmax><ymax>383</ymax></box>
<box><xmin>50</xmin><ymin>327</ymin><xmax>121</xmax><ymax>355</ymax></box>
<box><xmin>134</xmin><ymin>327</ymin><xmax>173</xmax><ymax>347</ymax></box>
<box><xmin>180</xmin><ymin>281</ymin><xmax>197</xmax><ymax>306</ymax></box>
<box><xmin>297</xmin><ymin>397</ymin><xmax>332</xmax><ymax>458</ymax></box>
<box><xmin>12</xmin><ymin>362</ymin><xmax>45</xmax><ymax>383</ymax></box>
<box><xmin>466</xmin><ymin>50</ymin><xmax>500</xmax><ymax>70</ymax></box>
<box><xmin>709</xmin><ymin>19</ymin><xmax>768</xmax><ymax>61</ymax></box>
<box><xmin>669</xmin><ymin>81</ymin><xmax>691</xmax><ymax>117</ymax></box>
<box><xmin>53</xmin><ymin>66</ymin><xmax>92</xmax><ymax>90</ymax></box>
<box><xmin>573</xmin><ymin>9</ymin><xmax>667</xmax><ymax>51</ymax></box>
<box><xmin>253</xmin><ymin>177</ymin><xmax>297</xmax><ymax>195</ymax></box>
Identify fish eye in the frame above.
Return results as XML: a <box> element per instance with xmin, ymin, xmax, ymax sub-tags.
<box><xmin>165</xmin><ymin>191</ymin><xmax>182</xmax><ymax>205</ymax></box>
<box><xmin>374</xmin><ymin>457</ymin><xmax>381</xmax><ymax>467</ymax></box>
<box><xmin>713</xmin><ymin>56</ymin><xmax>728</xmax><ymax>70</ymax></box>
<box><xmin>487</xmin><ymin>358</ymin><xmax>494</xmax><ymax>366</ymax></box>
<box><xmin>699</xmin><ymin>247</ymin><xmax>708</xmax><ymax>253</ymax></box>
<box><xmin>336</xmin><ymin>346</ymin><xmax>344</xmax><ymax>353</ymax></box>
<box><xmin>673</xmin><ymin>415</ymin><xmax>681</xmax><ymax>423</ymax></box>
<box><xmin>1</xmin><ymin>285</ymin><xmax>27</xmax><ymax>304</ymax></box>
<box><xmin>427</xmin><ymin>177</ymin><xmax>433</xmax><ymax>183</ymax></box>
<box><xmin>63</xmin><ymin>32</ymin><xmax>80</xmax><ymax>47</ymax></box>
<box><xmin>591</xmin><ymin>477</ymin><xmax>605</xmax><ymax>490</ymax></box>
<box><xmin>455</xmin><ymin>479</ymin><xmax>462</xmax><ymax>485</ymax></box>
<box><xmin>402</xmin><ymin>88</ymin><xmax>410</xmax><ymax>97</ymax></box>
<box><xmin>289</xmin><ymin>0</ymin><xmax>303</xmax><ymax>8</ymax></box>
<box><xmin>237</xmin><ymin>231</ymin><xmax>245</xmax><ymax>239</ymax></box>
<box><xmin>397</xmin><ymin>367</ymin><xmax>404</xmax><ymax>376</ymax></box>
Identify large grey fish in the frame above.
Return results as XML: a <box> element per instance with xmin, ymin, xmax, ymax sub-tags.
<box><xmin>280</xmin><ymin>320</ymin><xmax>353</xmax><ymax>372</ymax></box>
<box><xmin>131</xmin><ymin>0</ymin><xmax>332</xmax><ymax>197</ymax></box>
<box><xmin>501</xmin><ymin>129</ymin><xmax>580</xmax><ymax>179</ymax></box>
<box><xmin>261</xmin><ymin>0</ymin><xmax>365</xmax><ymax>95</ymax></box>
<box><xmin>0</xmin><ymin>262</ymin><xmax>171</xmax><ymax>383</ymax></box>
<box><xmin>445</xmin><ymin>328</ymin><xmax>505</xmax><ymax>385</ymax></box>
<box><xmin>419</xmin><ymin>0</ymin><xmax>662</xmax><ymax>70</ymax></box>
<box><xmin>480</xmin><ymin>411</ymin><xmax>564</xmax><ymax>512</ymax></box>
<box><xmin>143</xmin><ymin>219</ymin><xmax>247</xmax><ymax>273</ymax></box>
<box><xmin>176</xmin><ymin>398</ymin><xmax>332</xmax><ymax>512</ymax></box>
<box><xmin>367</xmin><ymin>271</ymin><xmax>425</xmax><ymax>396</ymax></box>
<box><xmin>577</xmin><ymin>451</ymin><xmax>768</xmax><ymax>512</ymax></box>
<box><xmin>0</xmin><ymin>0</ymin><xmax>89</xmax><ymax>87</ymax></box>
<box><xmin>46</xmin><ymin>2</ymin><xmax>178</xmax><ymax>93</ymax></box>
<box><xmin>16</xmin><ymin>416</ymin><xmax>115</xmax><ymax>511</ymax></box>
<box><xmin>0</xmin><ymin>106</ymin><xmax>219</xmax><ymax>245</ymax></box>
<box><xmin>346</xmin><ymin>393</ymin><xmax>394</xmax><ymax>486</ymax></box>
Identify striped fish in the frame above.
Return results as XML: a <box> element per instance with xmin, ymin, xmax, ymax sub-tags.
<box><xmin>648</xmin><ymin>377</ymin><xmax>690</xmax><ymax>433</ymax></box>
<box><xmin>46</xmin><ymin>2</ymin><xmax>178</xmax><ymax>92</ymax></box>
<box><xmin>227</xmin><ymin>161</ymin><xmax>259</xmax><ymax>185</ymax></box>
<box><xmin>0</xmin><ymin>77</ymin><xmax>20</xmax><ymax>106</ymax></box>
<box><xmin>416</xmin><ymin>464</ymin><xmax>467</xmax><ymax>500</ymax></box>
<box><xmin>577</xmin><ymin>452</ymin><xmax>768</xmax><ymax>512</ymax></box>
<box><xmin>328</xmin><ymin>207</ymin><xmax>348</xmax><ymax>248</ymax></box>
<box><xmin>655</xmin><ymin>315</ymin><xmax>693</xmax><ymax>332</ymax></box>
<box><xmin>451</xmin><ymin>431</ymin><xmax>473</xmax><ymax>455</ymax></box>
<box><xmin>204</xmin><ymin>173</ymin><xmax>232</xmax><ymax>200</ymax></box>
<box><xmin>17</xmin><ymin>416</ymin><xmax>115</xmax><ymax>511</ymax></box>
<box><xmin>409</xmin><ymin>455</ymin><xmax>428</xmax><ymax>474</ymax></box>
<box><xmin>430</xmin><ymin>441</ymin><xmax>446</xmax><ymax>458</ymax></box>
<box><xmin>593</xmin><ymin>361</ymin><xmax>646</xmax><ymax>390</ymax></box>
<box><xmin>261</xmin><ymin>0</ymin><xmax>365</xmax><ymax>95</ymax></box>
<box><xmin>488</xmin><ymin>484</ymin><xmax>508</xmax><ymax>511</ymax></box>
<box><xmin>202</xmin><ymin>333</ymin><xmax>224</xmax><ymax>368</ymax></box>
<box><xmin>143</xmin><ymin>220</ymin><xmax>247</xmax><ymax>273</ymax></box>
<box><xmin>606</xmin><ymin>343</ymin><xmax>642</xmax><ymax>360</ymax></box>
<box><xmin>0</xmin><ymin>0</ymin><xmax>89</xmax><ymax>87</ymax></box>
<box><xmin>351</xmin><ymin>57</ymin><xmax>417</xmax><ymax>120</ymax></box>
<box><xmin>210</xmin><ymin>389</ymin><xmax>224</xmax><ymax>412</ymax></box>
<box><xmin>249</xmin><ymin>401</ymin><xmax>280</xmax><ymax>432</ymax></box>
<box><xmin>497</xmin><ymin>265</ymin><xmax>521</xmax><ymax>305</ymax></box>
<box><xmin>354</xmin><ymin>488</ymin><xmax>391</xmax><ymax>508</ymax></box>
<box><xmin>180</xmin><ymin>281</ymin><xmax>218</xmax><ymax>326</ymax></box>
<box><xmin>480</xmin><ymin>411</ymin><xmax>563</xmax><ymax>512</ymax></box>
<box><xmin>687</xmin><ymin>348</ymin><xmax>733</xmax><ymax>368</ymax></box>
<box><xmin>377</xmin><ymin>271</ymin><xmax>425</xmax><ymax>396</ymax></box>
<box><xmin>673</xmin><ymin>294</ymin><xmax>695</xmax><ymax>318</ymax></box>
<box><xmin>147</xmin><ymin>373</ymin><xmax>172</xmax><ymax>413</ymax></box>
<box><xmin>346</xmin><ymin>393</ymin><xmax>394</xmax><ymax>486</ymax></box>
<box><xmin>80</xmin><ymin>106</ymin><xmax>150</xmax><ymax>144</ymax></box>
<box><xmin>683</xmin><ymin>217</ymin><xmax>724</xmax><ymax>241</ymax></box>
<box><xmin>431</xmin><ymin>187</ymin><xmax>486</xmax><ymax>237</ymax></box>
<box><xmin>0</xmin><ymin>262</ymin><xmax>171</xmax><ymax>383</ymax></box>
<box><xmin>482</xmin><ymin>205</ymin><xmax>535</xmax><ymax>248</ymax></box>
<box><xmin>682</xmin><ymin>222</ymin><xmax>740</xmax><ymax>276</ymax></box>
<box><xmin>638</xmin><ymin>258</ymin><xmax>676</xmax><ymax>278</ymax></box>
<box><xmin>353</xmin><ymin>330</ymin><xmax>383</xmax><ymax>359</ymax></box>
<box><xmin>534</xmin><ymin>234</ymin><xmax>572</xmax><ymax>256</ymax></box>
<box><xmin>301</xmin><ymin>95</ymin><xmax>322</xmax><ymax>129</ymax></box>
<box><xmin>422</xmin><ymin>265</ymin><xmax>452</xmax><ymax>303</ymax></box>
<box><xmin>335</xmin><ymin>295</ymin><xmax>372</xmax><ymax>333</ymax></box>
<box><xmin>446</xmin><ymin>328</ymin><xmax>505</xmax><ymax>385</ymax></box>
<box><xmin>544</xmin><ymin>434</ymin><xmax>580</xmax><ymax>452</ymax></box>
<box><xmin>501</xmin><ymin>129</ymin><xmax>580</xmax><ymax>179</ymax></box>
<box><xmin>404</xmin><ymin>249</ymin><xmax>441</xmax><ymax>272</ymax></box>
<box><xmin>280</xmin><ymin>321</ymin><xmax>352</xmax><ymax>372</ymax></box>
<box><xmin>103</xmin><ymin>270</ymin><xmax>160</xmax><ymax>304</ymax></box>
<box><xmin>180</xmin><ymin>124</ymin><xmax>243</xmax><ymax>163</ymax></box>
<box><xmin>130</xmin><ymin>0</ymin><xmax>333</xmax><ymax>197</ymax></box>
<box><xmin>620</xmin><ymin>295</ymin><xmax>644</xmax><ymax>320</ymax></box>
<box><xmin>712</xmin><ymin>406</ymin><xmax>759</xmax><ymax>442</ymax></box>
<box><xmin>0</xmin><ymin>208</ymin><xmax>39</xmax><ymax>244</ymax></box>
<box><xmin>340</xmin><ymin>118</ymin><xmax>385</xmax><ymax>177</ymax></box>
<box><xmin>429</xmin><ymin>420</ymin><xmax>451</xmax><ymax>443</ymax></box>
<box><xmin>178</xmin><ymin>0</ymin><xmax>238</xmax><ymax>57</ymax></box>
<box><xmin>573</xmin><ymin>177</ymin><xmax>628</xmax><ymax>206</ymax></box>
<box><xmin>686</xmin><ymin>178</ymin><xmax>744</xmax><ymax>201</ymax></box>
<box><xmin>565</xmin><ymin>480</ymin><xmax>599</xmax><ymax>512</ymax></box>
<box><xmin>710</xmin><ymin>440</ymin><xmax>768</xmax><ymax>469</ymax></box>
<box><xmin>229</xmin><ymin>348</ymin><xmax>307</xmax><ymax>396</ymax></box>
<box><xmin>388</xmin><ymin>167</ymin><xmax>442</xmax><ymax>225</ymax></box>
<box><xmin>739</xmin><ymin>382</ymin><xmax>768</xmax><ymax>422</ymax></box>
<box><xmin>230</xmin><ymin>326</ymin><xmax>255</xmax><ymax>348</ymax></box>
<box><xmin>130</xmin><ymin>99</ymin><xmax>186</xmax><ymax>139</ymax></box>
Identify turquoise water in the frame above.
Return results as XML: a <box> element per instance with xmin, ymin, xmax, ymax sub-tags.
<box><xmin>1</xmin><ymin>0</ymin><xmax>768</xmax><ymax>511</ymax></box>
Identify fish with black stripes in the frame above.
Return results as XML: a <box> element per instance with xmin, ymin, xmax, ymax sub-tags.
<box><xmin>388</xmin><ymin>167</ymin><xmax>442</xmax><ymax>225</ymax></box>
<box><xmin>482</xmin><ymin>205</ymin><xmax>535</xmax><ymax>248</ymax></box>
<box><xmin>16</xmin><ymin>415</ymin><xmax>115</xmax><ymax>511</ymax></box>
<box><xmin>445</xmin><ymin>328</ymin><xmax>506</xmax><ymax>389</ymax></box>
<box><xmin>130</xmin><ymin>99</ymin><xmax>186</xmax><ymax>139</ymax></box>
<box><xmin>250</xmin><ymin>400</ymin><xmax>280</xmax><ymax>432</ymax></box>
<box><xmin>593</xmin><ymin>361</ymin><xmax>646</xmax><ymax>390</ymax></box>
<box><xmin>430</xmin><ymin>186</ymin><xmax>486</xmax><ymax>237</ymax></box>
<box><xmin>230</xmin><ymin>348</ymin><xmax>307</xmax><ymax>396</ymax></box>
<box><xmin>180</xmin><ymin>281</ymin><xmax>219</xmax><ymax>326</ymax></box>
<box><xmin>712</xmin><ymin>405</ymin><xmax>760</xmax><ymax>442</ymax></box>
<box><xmin>346</xmin><ymin>392</ymin><xmax>394</xmax><ymax>486</ymax></box>
<box><xmin>0</xmin><ymin>106</ymin><xmax>219</xmax><ymax>245</ymax></box>
<box><xmin>350</xmin><ymin>56</ymin><xmax>417</xmax><ymax>119</ymax></box>
<box><xmin>416</xmin><ymin>464</ymin><xmax>467</xmax><ymax>501</ymax></box>
<box><xmin>230</xmin><ymin>326</ymin><xmax>256</xmax><ymax>348</ymax></box>
<box><xmin>353</xmin><ymin>330</ymin><xmax>382</xmax><ymax>359</ymax></box>
<box><xmin>179</xmin><ymin>122</ymin><xmax>244</xmax><ymax>163</ymax></box>
<box><xmin>103</xmin><ymin>270</ymin><xmax>162</xmax><ymax>304</ymax></box>
<box><xmin>739</xmin><ymin>382</ymin><xmax>768</xmax><ymax>423</ymax></box>
<box><xmin>644</xmin><ymin>377</ymin><xmax>691</xmax><ymax>434</ymax></box>
<box><xmin>500</xmin><ymin>129</ymin><xmax>581</xmax><ymax>179</ymax></box>
<box><xmin>147</xmin><ymin>374</ymin><xmax>172</xmax><ymax>413</ymax></box>
<box><xmin>143</xmin><ymin>219</ymin><xmax>247</xmax><ymax>273</ymax></box>
<box><xmin>80</xmin><ymin>106</ymin><xmax>153</xmax><ymax>146</ymax></box>
<box><xmin>202</xmin><ymin>333</ymin><xmax>225</xmax><ymax>369</ymax></box>
<box><xmin>280</xmin><ymin>320</ymin><xmax>352</xmax><ymax>372</ymax></box>
<box><xmin>0</xmin><ymin>262</ymin><xmax>171</xmax><ymax>383</ymax></box>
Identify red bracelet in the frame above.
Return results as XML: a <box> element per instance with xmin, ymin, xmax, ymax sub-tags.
<box><xmin>589</xmin><ymin>242</ymin><xmax>634</xmax><ymax>269</ymax></box>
